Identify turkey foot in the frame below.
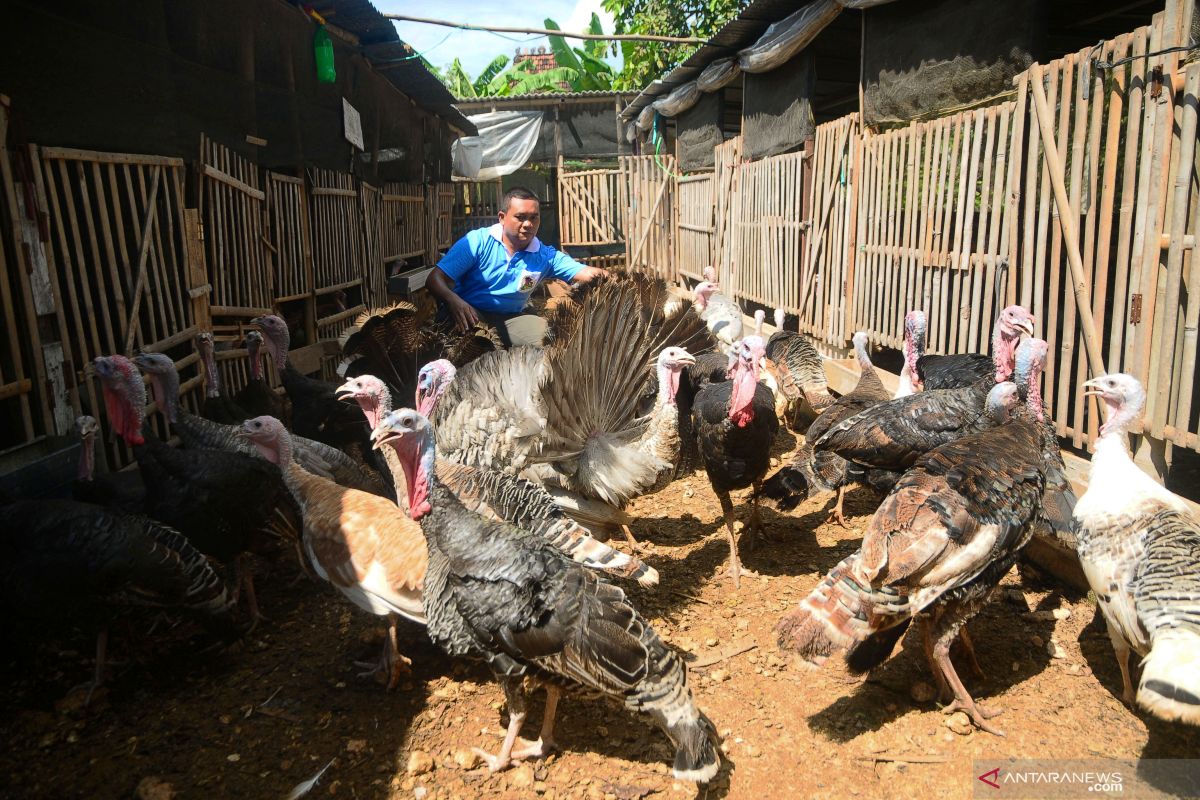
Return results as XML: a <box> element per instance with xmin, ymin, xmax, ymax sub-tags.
<box><xmin>234</xmin><ymin>555</ymin><xmax>266</xmax><ymax>631</ymax></box>
<box><xmin>718</xmin><ymin>493</ymin><xmax>756</xmax><ymax>587</ymax></box>
<box><xmin>935</xmin><ymin>639</ymin><xmax>1005</xmax><ymax>736</ymax></box>
<box><xmin>826</xmin><ymin>486</ymin><xmax>850</xmax><ymax>528</ymax></box>
<box><xmin>1113</xmin><ymin>642</ymin><xmax>1136</xmax><ymax>706</ymax></box>
<box><xmin>510</xmin><ymin>687</ymin><xmax>560</xmax><ymax>761</ymax></box>
<box><xmin>355</xmin><ymin>618</ymin><xmax>411</xmax><ymax>690</ymax></box>
<box><xmin>619</xmin><ymin>524</ymin><xmax>646</xmax><ymax>553</ymax></box>
<box><xmin>474</xmin><ymin>676</ymin><xmax>529</xmax><ymax>772</ymax></box>
<box><xmin>920</xmin><ymin>617</ymin><xmax>953</xmax><ymax>704</ymax></box>
<box><xmin>740</xmin><ymin>488</ymin><xmax>778</xmax><ymax>551</ymax></box>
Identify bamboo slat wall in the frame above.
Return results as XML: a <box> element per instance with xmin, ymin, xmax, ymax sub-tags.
<box><xmin>435</xmin><ymin>182</ymin><xmax>454</xmax><ymax>251</ymax></box>
<box><xmin>709</xmin><ymin>136</ymin><xmax>743</xmax><ymax>289</ymax></box>
<box><xmin>800</xmin><ymin>115</ymin><xmax>857</xmax><ymax>345</ymax></box>
<box><xmin>853</xmin><ymin>104</ymin><xmax>1016</xmax><ymax>356</ymax></box>
<box><xmin>267</xmin><ymin>172</ymin><xmax>312</xmax><ymax>304</ymax></box>
<box><xmin>622</xmin><ymin>155</ymin><xmax>676</xmax><ymax>281</ymax></box>
<box><xmin>381</xmin><ymin>182</ymin><xmax>427</xmax><ymax>266</ymax></box>
<box><xmin>728</xmin><ymin>151</ymin><xmax>807</xmax><ymax>321</ymax></box>
<box><xmin>359</xmin><ymin>181</ymin><xmax>387</xmax><ymax>306</ymax></box>
<box><xmin>558</xmin><ymin>165</ymin><xmax>625</xmax><ymax>247</ymax></box>
<box><xmin>308</xmin><ymin>167</ymin><xmax>369</xmax><ymax>342</ymax></box>
<box><xmin>199</xmin><ymin>135</ymin><xmax>272</xmax><ymax>316</ymax></box>
<box><xmin>451</xmin><ymin>179</ymin><xmax>503</xmax><ymax>242</ymax></box>
<box><xmin>1009</xmin><ymin>21</ymin><xmax>1200</xmax><ymax>451</ymax></box>
<box><xmin>30</xmin><ymin>146</ymin><xmax>205</xmax><ymax>469</ymax></box>
<box><xmin>676</xmin><ymin>172</ymin><xmax>714</xmax><ymax>283</ymax></box>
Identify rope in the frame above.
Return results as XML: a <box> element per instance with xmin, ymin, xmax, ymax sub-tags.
<box><xmin>1094</xmin><ymin>42</ymin><xmax>1199</xmax><ymax>70</ymax></box>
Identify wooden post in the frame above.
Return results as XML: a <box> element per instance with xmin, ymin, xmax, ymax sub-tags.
<box><xmin>1027</xmin><ymin>64</ymin><xmax>1107</xmax><ymax>381</ymax></box>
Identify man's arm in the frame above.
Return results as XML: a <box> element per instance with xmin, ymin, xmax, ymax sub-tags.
<box><xmin>569</xmin><ymin>265</ymin><xmax>609</xmax><ymax>284</ymax></box>
<box><xmin>426</xmin><ymin>267</ymin><xmax>479</xmax><ymax>331</ymax></box>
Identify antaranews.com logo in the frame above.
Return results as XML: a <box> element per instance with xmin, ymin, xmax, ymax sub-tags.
<box><xmin>972</xmin><ymin>760</ymin><xmax>1199</xmax><ymax>799</ymax></box>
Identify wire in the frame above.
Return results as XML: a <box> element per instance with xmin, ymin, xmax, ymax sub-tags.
<box><xmin>649</xmin><ymin>113</ymin><xmax>683</xmax><ymax>178</ymax></box>
<box><xmin>372</xmin><ymin>29</ymin><xmax>456</xmax><ymax>65</ymax></box>
<box><xmin>1094</xmin><ymin>42</ymin><xmax>1199</xmax><ymax>70</ymax></box>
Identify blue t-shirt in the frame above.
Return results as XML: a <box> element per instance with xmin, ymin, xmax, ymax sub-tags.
<box><xmin>436</xmin><ymin>224</ymin><xmax>584</xmax><ymax>313</ymax></box>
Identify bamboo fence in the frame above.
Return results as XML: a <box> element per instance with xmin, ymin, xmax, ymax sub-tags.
<box><xmin>676</xmin><ymin>172</ymin><xmax>715</xmax><ymax>283</ymax></box>
<box><xmin>558</xmin><ymin>163</ymin><xmax>626</xmax><ymax>247</ymax></box>
<box><xmin>622</xmin><ymin>155</ymin><xmax>677</xmax><ymax>281</ymax></box>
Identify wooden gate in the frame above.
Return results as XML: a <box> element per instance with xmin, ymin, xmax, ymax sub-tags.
<box><xmin>622</xmin><ymin>155</ymin><xmax>675</xmax><ymax>280</ymax></box>
<box><xmin>558</xmin><ymin>163</ymin><xmax>625</xmax><ymax>248</ymax></box>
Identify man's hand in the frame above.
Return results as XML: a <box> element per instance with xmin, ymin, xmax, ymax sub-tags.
<box><xmin>571</xmin><ymin>266</ymin><xmax>609</xmax><ymax>284</ymax></box>
<box><xmin>448</xmin><ymin>295</ymin><xmax>480</xmax><ymax>332</ymax></box>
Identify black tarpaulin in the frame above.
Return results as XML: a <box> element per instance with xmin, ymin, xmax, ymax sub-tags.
<box><xmin>676</xmin><ymin>90</ymin><xmax>723</xmax><ymax>171</ymax></box>
<box><xmin>742</xmin><ymin>50</ymin><xmax>816</xmax><ymax>160</ymax></box>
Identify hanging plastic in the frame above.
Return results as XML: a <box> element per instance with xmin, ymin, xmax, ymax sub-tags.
<box><xmin>737</xmin><ymin>0</ymin><xmax>841</xmax><ymax>74</ymax></box>
<box><xmin>451</xmin><ymin>111</ymin><xmax>543</xmax><ymax>181</ymax></box>
<box><xmin>636</xmin><ymin>103</ymin><xmax>657</xmax><ymax>132</ymax></box>
<box><xmin>838</xmin><ymin>0</ymin><xmax>903</xmax><ymax>8</ymax></box>
<box><xmin>651</xmin><ymin>80</ymin><xmax>701</xmax><ymax>118</ymax></box>
<box><xmin>697</xmin><ymin>58</ymin><xmax>741</xmax><ymax>93</ymax></box>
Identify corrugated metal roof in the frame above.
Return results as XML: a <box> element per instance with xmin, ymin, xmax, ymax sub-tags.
<box><xmin>619</xmin><ymin>0</ymin><xmax>814</xmax><ymax>120</ymax></box>
<box><xmin>313</xmin><ymin>0</ymin><xmax>477</xmax><ymax>135</ymax></box>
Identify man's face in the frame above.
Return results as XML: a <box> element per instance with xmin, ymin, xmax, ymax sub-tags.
<box><xmin>499</xmin><ymin>198</ymin><xmax>540</xmax><ymax>248</ymax></box>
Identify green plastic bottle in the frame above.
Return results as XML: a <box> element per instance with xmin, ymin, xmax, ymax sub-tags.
<box><xmin>314</xmin><ymin>24</ymin><xmax>336</xmax><ymax>83</ymax></box>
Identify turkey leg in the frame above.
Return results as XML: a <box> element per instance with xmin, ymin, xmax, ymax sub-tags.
<box><xmin>740</xmin><ymin>482</ymin><xmax>779</xmax><ymax>551</ymax></box>
<box><xmin>1111</xmin><ymin>639</ymin><xmax>1136</xmax><ymax>706</ymax></box>
<box><xmin>354</xmin><ymin>616</ymin><xmax>411</xmax><ymax>690</ymax></box>
<box><xmin>235</xmin><ymin>554</ymin><xmax>265</xmax><ymax>628</ymax></box>
<box><xmin>717</xmin><ymin>492</ymin><xmax>759</xmax><ymax>587</ymax></box>
<box><xmin>827</xmin><ymin>486</ymin><xmax>849</xmax><ymax>528</ymax></box>
<box><xmin>619</xmin><ymin>524</ymin><xmax>645</xmax><ymax>553</ymax></box>
<box><xmin>510</xmin><ymin>685</ymin><xmax>561</xmax><ymax>760</ymax></box>
<box><xmin>920</xmin><ymin>615</ymin><xmax>952</xmax><ymax>704</ymax></box>
<box><xmin>474</xmin><ymin>675</ymin><xmax>529</xmax><ymax>773</ymax></box>
<box><xmin>934</xmin><ymin>636</ymin><xmax>1005</xmax><ymax>736</ymax></box>
<box><xmin>957</xmin><ymin>626</ymin><xmax>987</xmax><ymax>681</ymax></box>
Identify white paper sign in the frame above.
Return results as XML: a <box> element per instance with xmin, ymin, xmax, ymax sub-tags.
<box><xmin>342</xmin><ymin>98</ymin><xmax>363</xmax><ymax>150</ymax></box>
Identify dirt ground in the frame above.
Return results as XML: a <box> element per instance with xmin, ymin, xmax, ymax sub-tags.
<box><xmin>2</xmin><ymin>427</ymin><xmax>1198</xmax><ymax>800</ymax></box>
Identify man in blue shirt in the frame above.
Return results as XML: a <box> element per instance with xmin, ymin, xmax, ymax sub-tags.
<box><xmin>427</xmin><ymin>186</ymin><xmax>608</xmax><ymax>346</ymax></box>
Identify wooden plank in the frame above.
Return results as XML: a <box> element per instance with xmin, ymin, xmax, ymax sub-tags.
<box><xmin>39</xmin><ymin>147</ymin><xmax>184</xmax><ymax>167</ymax></box>
<box><xmin>201</xmin><ymin>163</ymin><xmax>265</xmax><ymax>201</ymax></box>
<box><xmin>122</xmin><ymin>166</ymin><xmax>164</xmax><ymax>353</ymax></box>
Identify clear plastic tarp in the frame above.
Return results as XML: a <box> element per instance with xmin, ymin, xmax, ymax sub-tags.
<box><xmin>636</xmin><ymin>102</ymin><xmax>658</xmax><ymax>132</ymax></box>
<box><xmin>451</xmin><ymin>110</ymin><xmax>543</xmax><ymax>181</ymax></box>
<box><xmin>737</xmin><ymin>0</ymin><xmax>841</xmax><ymax>74</ymax></box>
<box><xmin>696</xmin><ymin>57</ymin><xmax>741</xmax><ymax>93</ymax></box>
<box><xmin>652</xmin><ymin>80</ymin><xmax>702</xmax><ymax>118</ymax></box>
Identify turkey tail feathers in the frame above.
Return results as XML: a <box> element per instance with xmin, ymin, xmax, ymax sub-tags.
<box><xmin>761</xmin><ymin>463</ymin><xmax>811</xmax><ymax>511</ymax></box>
<box><xmin>1139</xmin><ymin>632</ymin><xmax>1200</xmax><ymax>724</ymax></box>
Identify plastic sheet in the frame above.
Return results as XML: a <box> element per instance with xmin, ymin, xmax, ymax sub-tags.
<box><xmin>636</xmin><ymin>103</ymin><xmax>658</xmax><ymax>132</ymax></box>
<box><xmin>451</xmin><ymin>136</ymin><xmax>484</xmax><ymax>179</ymax></box>
<box><xmin>837</xmin><ymin>0</ymin><xmax>902</xmax><ymax>7</ymax></box>
<box><xmin>451</xmin><ymin>110</ymin><xmax>543</xmax><ymax>181</ymax></box>
<box><xmin>697</xmin><ymin>57</ymin><xmax>741</xmax><ymax>93</ymax></box>
<box><xmin>652</xmin><ymin>80</ymin><xmax>702</xmax><ymax>118</ymax></box>
<box><xmin>737</xmin><ymin>0</ymin><xmax>841</xmax><ymax>74</ymax></box>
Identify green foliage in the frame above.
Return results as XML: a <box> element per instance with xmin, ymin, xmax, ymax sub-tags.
<box><xmin>430</xmin><ymin>16</ymin><xmax>616</xmax><ymax>98</ymax></box>
<box><xmin>602</xmin><ymin>0</ymin><xmax>747</xmax><ymax>90</ymax></box>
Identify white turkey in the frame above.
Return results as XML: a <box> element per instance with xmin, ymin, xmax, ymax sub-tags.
<box><xmin>1075</xmin><ymin>373</ymin><xmax>1200</xmax><ymax>725</ymax></box>
<box><xmin>692</xmin><ymin>278</ymin><xmax>743</xmax><ymax>355</ymax></box>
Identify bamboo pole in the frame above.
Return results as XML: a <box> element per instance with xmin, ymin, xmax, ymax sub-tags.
<box><xmin>1027</xmin><ymin>63</ymin><xmax>1107</xmax><ymax>381</ymax></box>
<box><xmin>122</xmin><ymin>166</ymin><xmax>164</xmax><ymax>353</ymax></box>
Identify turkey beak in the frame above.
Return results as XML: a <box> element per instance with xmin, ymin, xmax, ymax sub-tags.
<box><xmin>1016</xmin><ymin>318</ymin><xmax>1035</xmax><ymax>338</ymax></box>
<box><xmin>1081</xmin><ymin>377</ymin><xmax>1106</xmax><ymax>398</ymax></box>
<box><xmin>370</xmin><ymin>425</ymin><xmax>398</xmax><ymax>451</ymax></box>
<box><xmin>334</xmin><ymin>380</ymin><xmax>357</xmax><ymax>402</ymax></box>
<box><xmin>678</xmin><ymin>353</ymin><xmax>696</xmax><ymax>367</ymax></box>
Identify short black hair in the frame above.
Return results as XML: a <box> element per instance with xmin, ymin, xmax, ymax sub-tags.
<box><xmin>500</xmin><ymin>186</ymin><xmax>540</xmax><ymax>212</ymax></box>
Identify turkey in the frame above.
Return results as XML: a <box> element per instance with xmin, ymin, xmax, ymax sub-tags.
<box><xmin>235</xmin><ymin>330</ymin><xmax>290</xmax><ymax>423</ymax></box>
<box><xmin>0</xmin><ymin>498</ymin><xmax>243</xmax><ymax>698</ymax></box>
<box><xmin>690</xmin><ymin>335</ymin><xmax>779</xmax><ymax>587</ymax></box>
<box><xmin>337</xmin><ymin>373</ymin><xmax>658</xmax><ymax>586</ymax></box>
<box><xmin>252</xmin><ymin>314</ymin><xmax>370</xmax><ymax>450</ymax></box>
<box><xmin>240</xmin><ymin>416</ymin><xmax>426</xmax><ymax>690</ymax></box>
<box><xmin>902</xmin><ymin>305</ymin><xmax>1035</xmax><ymax>393</ymax></box>
<box><xmin>431</xmin><ymin>277</ymin><xmax>714</xmax><ymax>542</ymax></box>
<box><xmin>371</xmin><ymin>408</ymin><xmax>721</xmax><ymax>782</ymax></box>
<box><xmin>72</xmin><ymin>415</ymin><xmax>145</xmax><ymax>513</ymax></box>
<box><xmin>764</xmin><ymin>307</ymin><xmax>836</xmax><ymax>419</ymax></box>
<box><xmin>811</xmin><ymin>307</ymin><xmax>1034</xmax><ymax>478</ymax></box>
<box><xmin>132</xmin><ymin>351</ymin><xmax>389</xmax><ymax>499</ymax></box>
<box><xmin>195</xmin><ymin>331</ymin><xmax>251</xmax><ymax>424</ymax></box>
<box><xmin>894</xmin><ymin>311</ymin><xmax>923</xmax><ymax>398</ymax></box>
<box><xmin>760</xmin><ymin>331</ymin><xmax>894</xmax><ymax>525</ymax></box>
<box><xmin>776</xmin><ymin>378</ymin><xmax>1043</xmax><ymax>735</ymax></box>
<box><xmin>94</xmin><ymin>354</ymin><xmax>289</xmax><ymax>623</ymax></box>
<box><xmin>335</xmin><ymin>300</ymin><xmax>502</xmax><ymax>399</ymax></box>
<box><xmin>692</xmin><ymin>280</ymin><xmax>743</xmax><ymax>355</ymax></box>
<box><xmin>1074</xmin><ymin>373</ymin><xmax>1200</xmax><ymax>725</ymax></box>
